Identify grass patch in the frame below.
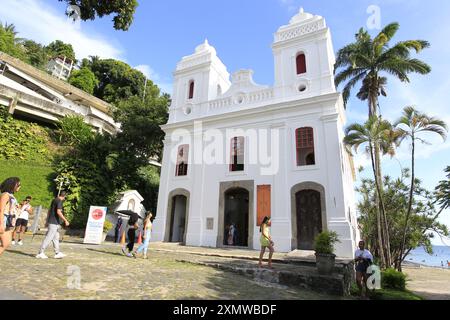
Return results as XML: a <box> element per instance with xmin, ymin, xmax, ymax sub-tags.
<box><xmin>0</xmin><ymin>160</ymin><xmax>56</xmax><ymax>207</ymax></box>
<box><xmin>370</xmin><ymin>289</ymin><xmax>424</xmax><ymax>300</ymax></box>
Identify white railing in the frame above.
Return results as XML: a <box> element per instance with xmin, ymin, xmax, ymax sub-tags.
<box><xmin>275</xmin><ymin>20</ymin><xmax>325</xmax><ymax>42</ymax></box>
<box><xmin>207</xmin><ymin>88</ymin><xmax>274</xmax><ymax>113</ymax></box>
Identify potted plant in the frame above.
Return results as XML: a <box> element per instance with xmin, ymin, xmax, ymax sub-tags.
<box><xmin>102</xmin><ymin>220</ymin><xmax>114</xmax><ymax>242</ymax></box>
<box><xmin>314</xmin><ymin>231</ymin><xmax>340</xmax><ymax>275</ymax></box>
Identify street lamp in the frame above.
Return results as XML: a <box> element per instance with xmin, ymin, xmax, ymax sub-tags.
<box><xmin>54</xmin><ymin>175</ymin><xmax>71</xmax><ymax>196</ymax></box>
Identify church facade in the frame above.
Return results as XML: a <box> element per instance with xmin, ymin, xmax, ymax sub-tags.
<box><xmin>152</xmin><ymin>9</ymin><xmax>360</xmax><ymax>258</ymax></box>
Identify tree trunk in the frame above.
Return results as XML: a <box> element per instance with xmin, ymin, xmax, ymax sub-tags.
<box><xmin>399</xmin><ymin>134</ymin><xmax>415</xmax><ymax>271</ymax></box>
<box><xmin>369</xmin><ymin>139</ymin><xmax>386</xmax><ymax>268</ymax></box>
<box><xmin>369</xmin><ymin>84</ymin><xmax>392</xmax><ymax>268</ymax></box>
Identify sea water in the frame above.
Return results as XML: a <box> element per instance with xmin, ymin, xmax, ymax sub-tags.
<box><xmin>405</xmin><ymin>245</ymin><xmax>450</xmax><ymax>268</ymax></box>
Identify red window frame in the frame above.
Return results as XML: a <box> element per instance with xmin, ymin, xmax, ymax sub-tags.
<box><xmin>188</xmin><ymin>81</ymin><xmax>195</xmax><ymax>99</ymax></box>
<box><xmin>296</xmin><ymin>53</ymin><xmax>307</xmax><ymax>75</ymax></box>
<box><xmin>296</xmin><ymin>127</ymin><xmax>315</xmax><ymax>166</ymax></box>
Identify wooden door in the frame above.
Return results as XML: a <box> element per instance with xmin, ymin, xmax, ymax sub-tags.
<box><xmin>296</xmin><ymin>190</ymin><xmax>322</xmax><ymax>250</ymax></box>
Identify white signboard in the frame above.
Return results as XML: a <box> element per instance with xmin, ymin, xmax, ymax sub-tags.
<box><xmin>83</xmin><ymin>206</ymin><xmax>107</xmax><ymax>244</ymax></box>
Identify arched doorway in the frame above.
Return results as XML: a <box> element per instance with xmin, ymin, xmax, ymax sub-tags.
<box><xmin>164</xmin><ymin>189</ymin><xmax>190</xmax><ymax>244</ymax></box>
<box><xmin>169</xmin><ymin>195</ymin><xmax>187</xmax><ymax>242</ymax></box>
<box><xmin>223</xmin><ymin>188</ymin><xmax>249</xmax><ymax>247</ymax></box>
<box><xmin>291</xmin><ymin>182</ymin><xmax>327</xmax><ymax>250</ymax></box>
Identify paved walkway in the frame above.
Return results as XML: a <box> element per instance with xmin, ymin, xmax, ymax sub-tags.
<box><xmin>0</xmin><ymin>235</ymin><xmax>341</xmax><ymax>300</ymax></box>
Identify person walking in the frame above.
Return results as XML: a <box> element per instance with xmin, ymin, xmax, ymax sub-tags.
<box><xmin>0</xmin><ymin>177</ymin><xmax>21</xmax><ymax>256</ymax></box>
<box><xmin>258</xmin><ymin>216</ymin><xmax>275</xmax><ymax>269</ymax></box>
<box><xmin>122</xmin><ymin>211</ymin><xmax>139</xmax><ymax>258</ymax></box>
<box><xmin>12</xmin><ymin>196</ymin><xmax>33</xmax><ymax>246</ymax></box>
<box><xmin>114</xmin><ymin>216</ymin><xmax>123</xmax><ymax>243</ymax></box>
<box><xmin>354</xmin><ymin>240</ymin><xmax>374</xmax><ymax>299</ymax></box>
<box><xmin>36</xmin><ymin>191</ymin><xmax>70</xmax><ymax>259</ymax></box>
<box><xmin>134</xmin><ymin>212</ymin><xmax>153</xmax><ymax>259</ymax></box>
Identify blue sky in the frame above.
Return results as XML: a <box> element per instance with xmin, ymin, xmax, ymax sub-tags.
<box><xmin>1</xmin><ymin>0</ymin><xmax>449</xmax><ymax>245</ymax></box>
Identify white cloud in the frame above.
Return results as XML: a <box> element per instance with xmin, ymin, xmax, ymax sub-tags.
<box><xmin>134</xmin><ymin>64</ymin><xmax>173</xmax><ymax>95</ymax></box>
<box><xmin>0</xmin><ymin>0</ymin><xmax>123</xmax><ymax>60</ymax></box>
<box><xmin>277</xmin><ymin>0</ymin><xmax>299</xmax><ymax>13</ymax></box>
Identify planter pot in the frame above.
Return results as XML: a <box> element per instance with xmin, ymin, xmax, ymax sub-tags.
<box><xmin>102</xmin><ymin>233</ymin><xmax>107</xmax><ymax>243</ymax></box>
<box><xmin>315</xmin><ymin>253</ymin><xmax>336</xmax><ymax>275</ymax></box>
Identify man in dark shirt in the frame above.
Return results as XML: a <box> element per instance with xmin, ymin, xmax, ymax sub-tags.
<box><xmin>36</xmin><ymin>191</ymin><xmax>70</xmax><ymax>259</ymax></box>
<box><xmin>122</xmin><ymin>212</ymin><xmax>139</xmax><ymax>258</ymax></box>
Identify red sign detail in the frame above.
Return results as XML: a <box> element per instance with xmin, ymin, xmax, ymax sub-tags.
<box><xmin>92</xmin><ymin>209</ymin><xmax>104</xmax><ymax>220</ymax></box>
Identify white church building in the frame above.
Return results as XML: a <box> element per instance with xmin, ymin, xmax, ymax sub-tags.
<box><xmin>152</xmin><ymin>8</ymin><xmax>360</xmax><ymax>258</ymax></box>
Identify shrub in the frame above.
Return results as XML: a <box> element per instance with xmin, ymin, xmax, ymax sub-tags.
<box><xmin>382</xmin><ymin>268</ymin><xmax>407</xmax><ymax>291</ymax></box>
<box><xmin>314</xmin><ymin>231</ymin><xmax>340</xmax><ymax>255</ymax></box>
<box><xmin>103</xmin><ymin>220</ymin><xmax>113</xmax><ymax>233</ymax></box>
<box><xmin>56</xmin><ymin>115</ymin><xmax>94</xmax><ymax>146</ymax></box>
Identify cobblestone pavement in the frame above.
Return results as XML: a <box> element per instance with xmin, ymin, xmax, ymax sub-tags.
<box><xmin>0</xmin><ymin>235</ymin><xmax>341</xmax><ymax>300</ymax></box>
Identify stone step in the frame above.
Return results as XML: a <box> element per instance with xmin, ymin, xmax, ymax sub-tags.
<box><xmin>176</xmin><ymin>256</ymin><xmax>350</xmax><ymax>297</ymax></box>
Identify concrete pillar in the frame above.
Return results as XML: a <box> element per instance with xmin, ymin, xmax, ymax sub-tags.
<box><xmin>8</xmin><ymin>96</ymin><xmax>18</xmax><ymax>114</ymax></box>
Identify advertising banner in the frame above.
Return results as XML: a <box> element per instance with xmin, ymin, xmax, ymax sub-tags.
<box><xmin>83</xmin><ymin>206</ymin><xmax>107</xmax><ymax>244</ymax></box>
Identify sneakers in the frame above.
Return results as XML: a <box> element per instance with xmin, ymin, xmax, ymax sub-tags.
<box><xmin>18</xmin><ymin>240</ymin><xmax>24</xmax><ymax>246</ymax></box>
<box><xmin>11</xmin><ymin>241</ymin><xmax>16</xmax><ymax>246</ymax></box>
<box><xmin>36</xmin><ymin>252</ymin><xmax>48</xmax><ymax>259</ymax></box>
<box><xmin>121</xmin><ymin>247</ymin><xmax>128</xmax><ymax>256</ymax></box>
<box><xmin>54</xmin><ymin>252</ymin><xmax>66</xmax><ymax>259</ymax></box>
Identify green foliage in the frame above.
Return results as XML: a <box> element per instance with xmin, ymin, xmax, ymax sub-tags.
<box><xmin>436</xmin><ymin>166</ymin><xmax>450</xmax><ymax>212</ymax></box>
<box><xmin>56</xmin><ymin>115</ymin><xmax>94</xmax><ymax>146</ymax></box>
<box><xmin>103</xmin><ymin>220</ymin><xmax>113</xmax><ymax>233</ymax></box>
<box><xmin>114</xmin><ymin>94</ymin><xmax>169</xmax><ymax>164</ymax></box>
<box><xmin>86</xmin><ymin>58</ymin><xmax>149</xmax><ymax>104</ymax></box>
<box><xmin>0</xmin><ymin>23</ymin><xmax>27</xmax><ymax>60</ymax></box>
<box><xmin>381</xmin><ymin>268</ymin><xmax>407</xmax><ymax>291</ymax></box>
<box><xmin>314</xmin><ymin>231</ymin><xmax>340</xmax><ymax>255</ymax></box>
<box><xmin>0</xmin><ymin>110</ymin><xmax>51</xmax><ymax>162</ymax></box>
<box><xmin>68</xmin><ymin>67</ymin><xmax>99</xmax><ymax>94</ymax></box>
<box><xmin>23</xmin><ymin>40</ymin><xmax>48</xmax><ymax>69</ymax></box>
<box><xmin>54</xmin><ymin>133</ymin><xmax>117</xmax><ymax>228</ymax></box>
<box><xmin>370</xmin><ymin>289</ymin><xmax>423</xmax><ymax>300</ymax></box>
<box><xmin>45</xmin><ymin>40</ymin><xmax>76</xmax><ymax>61</ymax></box>
<box><xmin>135</xmin><ymin>165</ymin><xmax>160</xmax><ymax>213</ymax></box>
<box><xmin>58</xmin><ymin>0</ymin><xmax>138</xmax><ymax>31</ymax></box>
<box><xmin>356</xmin><ymin>171</ymin><xmax>449</xmax><ymax>267</ymax></box>
<box><xmin>335</xmin><ymin>22</ymin><xmax>431</xmax><ymax>114</ymax></box>
<box><xmin>0</xmin><ymin>160</ymin><xmax>55</xmax><ymax>208</ymax></box>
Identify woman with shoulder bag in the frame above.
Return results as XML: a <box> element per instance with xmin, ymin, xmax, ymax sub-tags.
<box><xmin>0</xmin><ymin>177</ymin><xmax>21</xmax><ymax>256</ymax></box>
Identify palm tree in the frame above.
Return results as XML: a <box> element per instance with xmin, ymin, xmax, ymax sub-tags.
<box><xmin>335</xmin><ymin>22</ymin><xmax>431</xmax><ymax>268</ymax></box>
<box><xmin>335</xmin><ymin>23</ymin><xmax>431</xmax><ymax>116</ymax></box>
<box><xmin>344</xmin><ymin>116</ymin><xmax>399</xmax><ymax>267</ymax></box>
<box><xmin>395</xmin><ymin>107</ymin><xmax>448</xmax><ymax>270</ymax></box>
<box><xmin>435</xmin><ymin>166</ymin><xmax>450</xmax><ymax>212</ymax></box>
<box><xmin>0</xmin><ymin>22</ymin><xmax>23</xmax><ymax>43</ymax></box>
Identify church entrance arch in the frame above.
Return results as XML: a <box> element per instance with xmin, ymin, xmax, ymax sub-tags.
<box><xmin>165</xmin><ymin>189</ymin><xmax>190</xmax><ymax>244</ymax></box>
<box><xmin>217</xmin><ymin>180</ymin><xmax>254</xmax><ymax>249</ymax></box>
<box><xmin>290</xmin><ymin>182</ymin><xmax>327</xmax><ymax>250</ymax></box>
